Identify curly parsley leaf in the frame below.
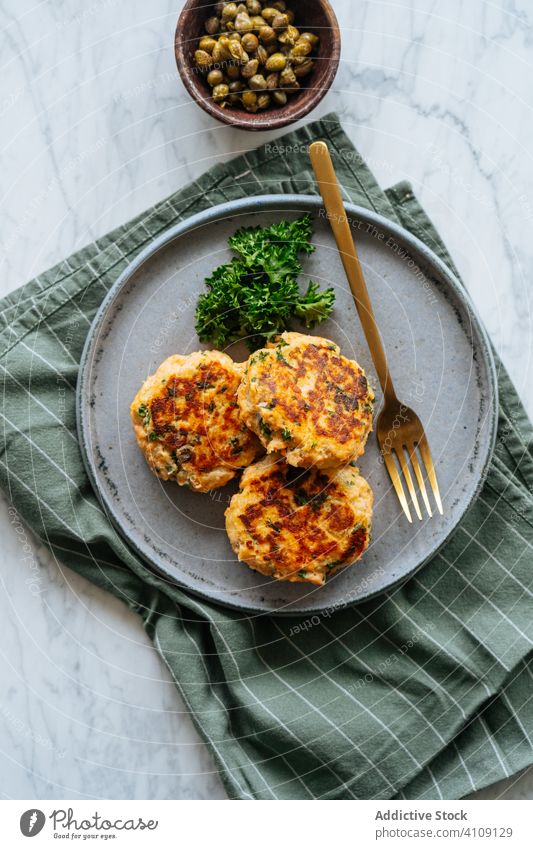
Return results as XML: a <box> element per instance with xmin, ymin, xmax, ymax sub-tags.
<box><xmin>294</xmin><ymin>281</ymin><xmax>336</xmax><ymax>329</ymax></box>
<box><xmin>195</xmin><ymin>214</ymin><xmax>335</xmax><ymax>350</ymax></box>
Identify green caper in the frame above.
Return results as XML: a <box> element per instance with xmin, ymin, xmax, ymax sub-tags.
<box><xmin>278</xmin><ymin>24</ymin><xmax>299</xmax><ymax>45</ymax></box>
<box><xmin>228</xmin><ymin>40</ymin><xmax>249</xmax><ymax>62</ymax></box>
<box><xmin>272</xmin><ymin>12</ymin><xmax>289</xmax><ymax>30</ymax></box>
<box><xmin>259</xmin><ymin>25</ymin><xmax>277</xmax><ymax>43</ymax></box>
<box><xmin>250</xmin><ymin>15</ymin><xmax>267</xmax><ymax>28</ymax></box>
<box><xmin>241</xmin><ymin>32</ymin><xmax>259</xmax><ymax>52</ymax></box>
<box><xmin>293</xmin><ymin>58</ymin><xmax>314</xmax><ymax>77</ymax></box>
<box><xmin>195</xmin><ymin>49</ymin><xmax>213</xmax><ymax>69</ymax></box>
<box><xmin>257</xmin><ymin>93</ymin><xmax>271</xmax><ymax>109</ymax></box>
<box><xmin>234</xmin><ymin>11</ymin><xmax>253</xmax><ymax>32</ymax></box>
<box><xmin>265</xmin><ymin>52</ymin><xmax>286</xmax><ymax>71</ymax></box>
<box><xmin>242</xmin><ymin>90</ymin><xmax>258</xmax><ymax>111</ymax></box>
<box><xmin>199</xmin><ymin>36</ymin><xmax>217</xmax><ymax>53</ymax></box>
<box><xmin>217</xmin><ymin>36</ymin><xmax>233</xmax><ymax>59</ymax></box>
<box><xmin>261</xmin><ymin>7</ymin><xmax>278</xmax><ymax>23</ymax></box>
<box><xmin>266</xmin><ymin>72</ymin><xmax>280</xmax><ymax>89</ymax></box>
<box><xmin>246</xmin><ymin>0</ymin><xmax>262</xmax><ymax>13</ymax></box>
<box><xmin>249</xmin><ymin>73</ymin><xmax>267</xmax><ymax>90</ymax></box>
<box><xmin>256</xmin><ymin>44</ymin><xmax>268</xmax><ymax>64</ymax></box>
<box><xmin>204</xmin><ymin>16</ymin><xmax>220</xmax><ymax>35</ymax></box>
<box><xmin>241</xmin><ymin>58</ymin><xmax>259</xmax><ymax>78</ymax></box>
<box><xmin>289</xmin><ymin>53</ymin><xmax>305</xmax><ymax>65</ymax></box>
<box><xmin>221</xmin><ymin>2</ymin><xmax>238</xmax><ymax>20</ymax></box>
<box><xmin>299</xmin><ymin>31</ymin><xmax>320</xmax><ymax>46</ymax></box>
<box><xmin>207</xmin><ymin>68</ymin><xmax>224</xmax><ymax>86</ymax></box>
<box><xmin>229</xmin><ymin>79</ymin><xmax>244</xmax><ymax>92</ymax></box>
<box><xmin>211</xmin><ymin>42</ymin><xmax>224</xmax><ymax>62</ymax></box>
<box><xmin>212</xmin><ymin>83</ymin><xmax>230</xmax><ymax>102</ymax></box>
<box><xmin>272</xmin><ymin>89</ymin><xmax>287</xmax><ymax>105</ymax></box>
<box><xmin>272</xmin><ymin>0</ymin><xmax>287</xmax><ymax>9</ymax></box>
<box><xmin>226</xmin><ymin>62</ymin><xmax>242</xmax><ymax>79</ymax></box>
<box><xmin>227</xmin><ymin>31</ymin><xmax>242</xmax><ymax>41</ymax></box>
<box><xmin>279</xmin><ymin>64</ymin><xmax>296</xmax><ymax>86</ymax></box>
<box><xmin>290</xmin><ymin>38</ymin><xmax>312</xmax><ymax>57</ymax></box>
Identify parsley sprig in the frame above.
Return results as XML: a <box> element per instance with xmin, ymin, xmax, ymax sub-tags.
<box><xmin>195</xmin><ymin>215</ymin><xmax>335</xmax><ymax>350</ymax></box>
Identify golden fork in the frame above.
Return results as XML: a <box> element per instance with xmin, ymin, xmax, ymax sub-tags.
<box><xmin>309</xmin><ymin>140</ymin><xmax>443</xmax><ymax>522</ymax></box>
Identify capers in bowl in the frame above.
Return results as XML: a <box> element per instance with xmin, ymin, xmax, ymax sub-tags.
<box><xmin>193</xmin><ymin>0</ymin><xmax>319</xmax><ymax>112</ymax></box>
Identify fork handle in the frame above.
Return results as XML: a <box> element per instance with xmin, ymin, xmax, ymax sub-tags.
<box><xmin>309</xmin><ymin>140</ymin><xmax>397</xmax><ymax>403</ymax></box>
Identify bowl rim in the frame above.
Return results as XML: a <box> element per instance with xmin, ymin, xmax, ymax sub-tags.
<box><xmin>174</xmin><ymin>0</ymin><xmax>341</xmax><ymax>131</ymax></box>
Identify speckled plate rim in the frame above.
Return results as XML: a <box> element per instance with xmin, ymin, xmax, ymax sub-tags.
<box><xmin>76</xmin><ymin>194</ymin><xmax>498</xmax><ymax>615</ymax></box>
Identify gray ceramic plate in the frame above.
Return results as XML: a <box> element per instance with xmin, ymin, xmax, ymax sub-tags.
<box><xmin>77</xmin><ymin>195</ymin><xmax>498</xmax><ymax>616</ymax></box>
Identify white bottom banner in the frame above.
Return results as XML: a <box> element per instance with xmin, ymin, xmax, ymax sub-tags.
<box><xmin>1</xmin><ymin>799</ymin><xmax>531</xmax><ymax>848</ymax></box>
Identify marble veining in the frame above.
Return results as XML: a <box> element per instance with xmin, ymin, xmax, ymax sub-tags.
<box><xmin>1</xmin><ymin>0</ymin><xmax>532</xmax><ymax>799</ymax></box>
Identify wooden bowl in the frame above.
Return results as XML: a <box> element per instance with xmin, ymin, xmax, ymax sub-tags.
<box><xmin>175</xmin><ymin>0</ymin><xmax>340</xmax><ymax>131</ymax></box>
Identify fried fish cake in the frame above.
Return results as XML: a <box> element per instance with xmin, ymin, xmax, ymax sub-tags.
<box><xmin>225</xmin><ymin>453</ymin><xmax>373</xmax><ymax>586</ymax></box>
<box><xmin>131</xmin><ymin>350</ymin><xmax>261</xmax><ymax>492</ymax></box>
<box><xmin>237</xmin><ymin>332</ymin><xmax>374</xmax><ymax>469</ymax></box>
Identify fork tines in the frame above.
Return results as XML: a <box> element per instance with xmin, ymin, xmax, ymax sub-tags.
<box><xmin>382</xmin><ymin>440</ymin><xmax>443</xmax><ymax>523</ymax></box>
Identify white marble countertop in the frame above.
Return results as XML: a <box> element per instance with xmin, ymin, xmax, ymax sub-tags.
<box><xmin>1</xmin><ymin>0</ymin><xmax>532</xmax><ymax>800</ymax></box>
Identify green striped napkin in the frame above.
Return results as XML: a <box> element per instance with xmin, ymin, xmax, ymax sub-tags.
<box><xmin>2</xmin><ymin>114</ymin><xmax>533</xmax><ymax>800</ymax></box>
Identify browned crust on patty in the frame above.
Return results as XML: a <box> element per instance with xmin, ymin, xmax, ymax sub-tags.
<box><xmin>225</xmin><ymin>453</ymin><xmax>373</xmax><ymax>585</ymax></box>
<box><xmin>131</xmin><ymin>351</ymin><xmax>261</xmax><ymax>492</ymax></box>
<box><xmin>238</xmin><ymin>332</ymin><xmax>374</xmax><ymax>469</ymax></box>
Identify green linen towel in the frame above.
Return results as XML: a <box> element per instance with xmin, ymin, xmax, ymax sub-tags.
<box><xmin>2</xmin><ymin>114</ymin><xmax>533</xmax><ymax>801</ymax></box>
